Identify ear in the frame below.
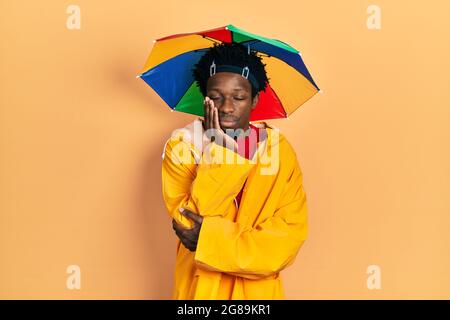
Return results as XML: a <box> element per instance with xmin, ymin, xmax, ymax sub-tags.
<box><xmin>251</xmin><ymin>92</ymin><xmax>260</xmax><ymax>110</ymax></box>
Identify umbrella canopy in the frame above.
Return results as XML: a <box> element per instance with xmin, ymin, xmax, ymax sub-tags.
<box><xmin>138</xmin><ymin>24</ymin><xmax>320</xmax><ymax>121</ymax></box>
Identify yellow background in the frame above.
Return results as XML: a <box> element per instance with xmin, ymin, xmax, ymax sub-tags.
<box><xmin>1</xmin><ymin>0</ymin><xmax>449</xmax><ymax>299</ymax></box>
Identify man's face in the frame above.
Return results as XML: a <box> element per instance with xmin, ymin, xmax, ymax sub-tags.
<box><xmin>206</xmin><ymin>72</ymin><xmax>259</xmax><ymax>132</ymax></box>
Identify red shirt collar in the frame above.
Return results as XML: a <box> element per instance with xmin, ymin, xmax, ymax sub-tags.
<box><xmin>235</xmin><ymin>124</ymin><xmax>262</xmax><ymax>160</ymax></box>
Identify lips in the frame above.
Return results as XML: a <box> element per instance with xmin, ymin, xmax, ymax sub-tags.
<box><xmin>219</xmin><ymin>117</ymin><xmax>238</xmax><ymax>124</ymax></box>
<box><xmin>220</xmin><ymin>120</ymin><xmax>237</xmax><ymax>127</ymax></box>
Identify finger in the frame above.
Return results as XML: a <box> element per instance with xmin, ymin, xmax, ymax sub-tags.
<box><xmin>175</xmin><ymin>229</ymin><xmax>197</xmax><ymax>251</ymax></box>
<box><xmin>177</xmin><ymin>233</ymin><xmax>195</xmax><ymax>250</ymax></box>
<box><xmin>173</xmin><ymin>226</ymin><xmax>186</xmax><ymax>240</ymax></box>
<box><xmin>209</xmin><ymin>96</ymin><xmax>214</xmax><ymax>109</ymax></box>
<box><xmin>174</xmin><ymin>227</ymin><xmax>192</xmax><ymax>244</ymax></box>
<box><xmin>210</xmin><ymin>99</ymin><xmax>215</xmax><ymax>129</ymax></box>
<box><xmin>203</xmin><ymin>97</ymin><xmax>208</xmax><ymax>125</ymax></box>
<box><xmin>177</xmin><ymin>208</ymin><xmax>193</xmax><ymax>228</ymax></box>
<box><xmin>208</xmin><ymin>99</ymin><xmax>213</xmax><ymax>130</ymax></box>
<box><xmin>202</xmin><ymin>100</ymin><xmax>205</xmax><ymax>123</ymax></box>
<box><xmin>205</xmin><ymin>97</ymin><xmax>211</xmax><ymax>129</ymax></box>
<box><xmin>172</xmin><ymin>218</ymin><xmax>182</xmax><ymax>229</ymax></box>
<box><xmin>213</xmin><ymin>106</ymin><xmax>221</xmax><ymax>129</ymax></box>
<box><xmin>174</xmin><ymin>229</ymin><xmax>183</xmax><ymax>240</ymax></box>
<box><xmin>173</xmin><ymin>216</ymin><xmax>199</xmax><ymax>250</ymax></box>
<box><xmin>203</xmin><ymin>97</ymin><xmax>209</xmax><ymax>127</ymax></box>
<box><xmin>175</xmin><ymin>230</ymin><xmax>190</xmax><ymax>245</ymax></box>
<box><xmin>175</xmin><ymin>225</ymin><xmax>197</xmax><ymax>242</ymax></box>
<box><xmin>181</xmin><ymin>209</ymin><xmax>203</xmax><ymax>225</ymax></box>
<box><xmin>172</xmin><ymin>219</ymin><xmax>189</xmax><ymax>235</ymax></box>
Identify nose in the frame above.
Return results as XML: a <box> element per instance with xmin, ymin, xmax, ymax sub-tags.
<box><xmin>218</xmin><ymin>97</ymin><xmax>235</xmax><ymax>115</ymax></box>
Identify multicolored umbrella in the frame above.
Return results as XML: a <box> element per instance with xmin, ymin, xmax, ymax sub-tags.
<box><xmin>137</xmin><ymin>24</ymin><xmax>320</xmax><ymax>121</ymax></box>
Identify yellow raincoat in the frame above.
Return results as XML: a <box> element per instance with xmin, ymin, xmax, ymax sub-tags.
<box><xmin>161</xmin><ymin>119</ymin><xmax>308</xmax><ymax>299</ymax></box>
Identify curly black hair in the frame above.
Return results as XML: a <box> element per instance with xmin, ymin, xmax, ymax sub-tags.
<box><xmin>192</xmin><ymin>42</ymin><xmax>270</xmax><ymax>98</ymax></box>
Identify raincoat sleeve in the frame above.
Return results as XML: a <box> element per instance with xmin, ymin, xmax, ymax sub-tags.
<box><xmin>194</xmin><ymin>153</ymin><xmax>308</xmax><ymax>280</ymax></box>
<box><xmin>161</xmin><ymin>137</ymin><xmax>255</xmax><ymax>229</ymax></box>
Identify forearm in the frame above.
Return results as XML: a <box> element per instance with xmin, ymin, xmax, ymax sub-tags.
<box><xmin>194</xmin><ymin>214</ymin><xmax>307</xmax><ymax>279</ymax></box>
<box><xmin>162</xmin><ymin>139</ymin><xmax>255</xmax><ymax>227</ymax></box>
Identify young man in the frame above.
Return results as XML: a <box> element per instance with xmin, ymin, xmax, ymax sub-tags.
<box><xmin>161</xmin><ymin>43</ymin><xmax>308</xmax><ymax>299</ymax></box>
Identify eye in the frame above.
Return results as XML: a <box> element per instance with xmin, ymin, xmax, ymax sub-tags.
<box><xmin>234</xmin><ymin>97</ymin><xmax>245</xmax><ymax>100</ymax></box>
<box><xmin>210</xmin><ymin>96</ymin><xmax>220</xmax><ymax>100</ymax></box>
